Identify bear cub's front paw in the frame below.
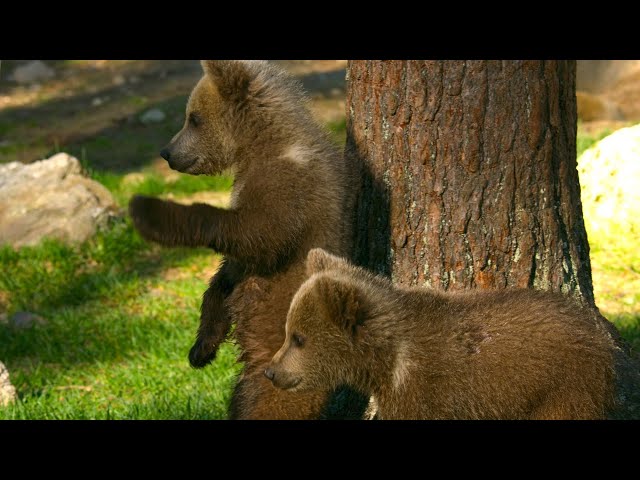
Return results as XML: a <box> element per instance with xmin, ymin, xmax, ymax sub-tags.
<box><xmin>129</xmin><ymin>194</ymin><xmax>168</xmax><ymax>242</ymax></box>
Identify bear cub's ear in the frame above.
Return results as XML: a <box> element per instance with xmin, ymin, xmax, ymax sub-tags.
<box><xmin>306</xmin><ymin>248</ymin><xmax>351</xmax><ymax>277</ymax></box>
<box><xmin>314</xmin><ymin>275</ymin><xmax>365</xmax><ymax>340</ymax></box>
<box><xmin>201</xmin><ymin>60</ymin><xmax>253</xmax><ymax>103</ymax></box>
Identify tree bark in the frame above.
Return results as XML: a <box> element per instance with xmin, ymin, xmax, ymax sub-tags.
<box><xmin>346</xmin><ymin>60</ymin><xmax>595</xmax><ymax>305</ymax></box>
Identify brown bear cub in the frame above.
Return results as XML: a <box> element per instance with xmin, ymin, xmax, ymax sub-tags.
<box><xmin>129</xmin><ymin>61</ymin><xmax>365</xmax><ymax>418</ymax></box>
<box><xmin>266</xmin><ymin>248</ymin><xmax>635</xmax><ymax>420</ymax></box>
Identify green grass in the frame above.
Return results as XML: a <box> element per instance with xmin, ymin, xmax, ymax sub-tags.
<box><xmin>87</xmin><ymin>169</ymin><xmax>234</xmax><ymax>207</ymax></box>
<box><xmin>0</xmin><ymin>120</ymin><xmax>14</xmax><ymax>137</ymax></box>
<box><xmin>576</xmin><ymin>125</ymin><xmax>612</xmax><ymax>158</ymax></box>
<box><xmin>327</xmin><ymin>118</ymin><xmax>347</xmax><ymax>146</ymax></box>
<box><xmin>0</xmin><ymin>148</ymin><xmax>239</xmax><ymax>419</ymax></box>
<box><xmin>576</xmin><ymin>123</ymin><xmax>640</xmax><ymax>353</ymax></box>
<box><xmin>0</xmin><ymin>218</ymin><xmax>241</xmax><ymax>419</ymax></box>
<box><xmin>585</xmin><ymin>221</ymin><xmax>640</xmax><ymax>353</ymax></box>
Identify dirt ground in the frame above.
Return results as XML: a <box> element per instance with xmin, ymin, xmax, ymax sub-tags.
<box><xmin>0</xmin><ymin>60</ymin><xmax>347</xmax><ymax>174</ymax></box>
<box><xmin>577</xmin><ymin>60</ymin><xmax>640</xmax><ymax>121</ymax></box>
<box><xmin>4</xmin><ymin>60</ymin><xmax>640</xmax><ymax>170</ymax></box>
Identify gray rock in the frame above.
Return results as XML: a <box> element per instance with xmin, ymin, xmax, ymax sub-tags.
<box><xmin>8</xmin><ymin>311</ymin><xmax>47</xmax><ymax>329</ymax></box>
<box><xmin>140</xmin><ymin>108</ymin><xmax>166</xmax><ymax>124</ymax></box>
<box><xmin>91</xmin><ymin>97</ymin><xmax>104</xmax><ymax>107</ymax></box>
<box><xmin>0</xmin><ymin>362</ymin><xmax>16</xmax><ymax>407</ymax></box>
<box><xmin>112</xmin><ymin>75</ymin><xmax>126</xmax><ymax>86</ymax></box>
<box><xmin>10</xmin><ymin>60</ymin><xmax>55</xmax><ymax>84</ymax></box>
<box><xmin>0</xmin><ymin>152</ymin><xmax>119</xmax><ymax>248</ymax></box>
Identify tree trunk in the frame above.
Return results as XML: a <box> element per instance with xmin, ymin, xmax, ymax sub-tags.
<box><xmin>346</xmin><ymin>60</ymin><xmax>595</xmax><ymax>306</ymax></box>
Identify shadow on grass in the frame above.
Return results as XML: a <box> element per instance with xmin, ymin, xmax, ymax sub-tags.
<box><xmin>59</xmin><ymin>95</ymin><xmax>190</xmax><ymax>173</ymax></box>
<box><xmin>0</xmin><ymin>59</ymin><xmax>199</xmax><ymax>169</ymax></box>
<box><xmin>0</xmin><ymin>62</ymin><xmax>347</xmax><ymax>172</ymax></box>
<box><xmin>299</xmin><ymin>68</ymin><xmax>346</xmax><ymax>98</ymax></box>
<box><xmin>0</xmin><ymin>218</ymin><xmax>217</xmax><ymax>367</ymax></box>
<box><xmin>0</xmin><ymin>92</ymin><xmax>190</xmax><ymax>172</ymax></box>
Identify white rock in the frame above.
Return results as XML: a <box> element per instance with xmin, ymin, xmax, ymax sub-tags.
<box><xmin>578</xmin><ymin>124</ymin><xmax>640</xmax><ymax>234</ymax></box>
<box><xmin>91</xmin><ymin>97</ymin><xmax>104</xmax><ymax>107</ymax></box>
<box><xmin>140</xmin><ymin>108</ymin><xmax>166</xmax><ymax>124</ymax></box>
<box><xmin>10</xmin><ymin>60</ymin><xmax>55</xmax><ymax>84</ymax></box>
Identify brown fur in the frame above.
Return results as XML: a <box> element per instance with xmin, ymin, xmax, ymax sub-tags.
<box><xmin>267</xmin><ymin>248</ymin><xmax>635</xmax><ymax>420</ymax></box>
<box><xmin>129</xmin><ymin>61</ymin><xmax>364</xmax><ymax>418</ymax></box>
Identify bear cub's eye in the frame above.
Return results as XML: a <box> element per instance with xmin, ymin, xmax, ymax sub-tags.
<box><xmin>292</xmin><ymin>332</ymin><xmax>306</xmax><ymax>348</ymax></box>
<box><xmin>189</xmin><ymin>113</ymin><xmax>200</xmax><ymax>127</ymax></box>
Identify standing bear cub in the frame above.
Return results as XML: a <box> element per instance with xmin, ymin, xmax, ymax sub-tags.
<box><xmin>266</xmin><ymin>248</ymin><xmax>637</xmax><ymax>420</ymax></box>
<box><xmin>129</xmin><ymin>61</ymin><xmax>365</xmax><ymax>418</ymax></box>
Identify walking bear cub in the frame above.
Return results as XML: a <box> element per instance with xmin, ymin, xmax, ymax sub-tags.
<box><xmin>129</xmin><ymin>61</ymin><xmax>365</xmax><ymax>418</ymax></box>
<box><xmin>266</xmin><ymin>248</ymin><xmax>630</xmax><ymax>420</ymax></box>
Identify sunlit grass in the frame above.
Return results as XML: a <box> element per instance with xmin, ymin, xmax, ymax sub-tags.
<box><xmin>89</xmin><ymin>169</ymin><xmax>234</xmax><ymax>207</ymax></box>
<box><xmin>0</xmin><ymin>215</ymin><xmax>240</xmax><ymax>419</ymax></box>
<box><xmin>577</xmin><ymin>124</ymin><xmax>640</xmax><ymax>353</ymax></box>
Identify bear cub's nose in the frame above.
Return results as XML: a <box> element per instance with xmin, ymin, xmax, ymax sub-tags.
<box><xmin>264</xmin><ymin>367</ymin><xmax>275</xmax><ymax>381</ymax></box>
<box><xmin>159</xmin><ymin>148</ymin><xmax>171</xmax><ymax>161</ymax></box>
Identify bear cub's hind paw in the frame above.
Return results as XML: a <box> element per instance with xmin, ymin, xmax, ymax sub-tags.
<box><xmin>189</xmin><ymin>336</ymin><xmax>221</xmax><ymax>369</ymax></box>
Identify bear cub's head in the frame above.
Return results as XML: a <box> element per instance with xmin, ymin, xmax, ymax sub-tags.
<box><xmin>265</xmin><ymin>249</ymin><xmax>368</xmax><ymax>392</ymax></box>
<box><xmin>159</xmin><ymin>60</ymin><xmax>277</xmax><ymax>175</ymax></box>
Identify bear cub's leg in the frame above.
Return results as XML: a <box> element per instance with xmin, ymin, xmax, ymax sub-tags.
<box><xmin>129</xmin><ymin>196</ymin><xmax>249</xmax><ymax>367</ymax></box>
<box><xmin>189</xmin><ymin>259</ymin><xmax>245</xmax><ymax>368</ymax></box>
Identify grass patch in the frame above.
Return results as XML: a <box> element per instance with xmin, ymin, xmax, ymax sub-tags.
<box><xmin>327</xmin><ymin>118</ymin><xmax>347</xmax><ymax>146</ymax></box>
<box><xmin>87</xmin><ymin>169</ymin><xmax>234</xmax><ymax>207</ymax></box>
<box><xmin>609</xmin><ymin>314</ymin><xmax>640</xmax><ymax>353</ymax></box>
<box><xmin>0</xmin><ymin>120</ymin><xmax>14</xmax><ymax>137</ymax></box>
<box><xmin>577</xmin><ymin>125</ymin><xmax>612</xmax><ymax>157</ymax></box>
<box><xmin>577</xmin><ymin>125</ymin><xmax>640</xmax><ymax>354</ymax></box>
<box><xmin>585</xmin><ymin>221</ymin><xmax>640</xmax><ymax>352</ymax></box>
<box><xmin>128</xmin><ymin>96</ymin><xmax>149</xmax><ymax>107</ymax></box>
<box><xmin>0</xmin><ymin>217</ymin><xmax>240</xmax><ymax>419</ymax></box>
<box><xmin>0</xmin><ymin>219</ymin><xmax>147</xmax><ymax>312</ymax></box>
<box><xmin>171</xmin><ymin>174</ymin><xmax>234</xmax><ymax>194</ymax></box>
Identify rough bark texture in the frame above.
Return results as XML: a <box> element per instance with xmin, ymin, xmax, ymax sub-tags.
<box><xmin>346</xmin><ymin>60</ymin><xmax>595</xmax><ymax>305</ymax></box>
